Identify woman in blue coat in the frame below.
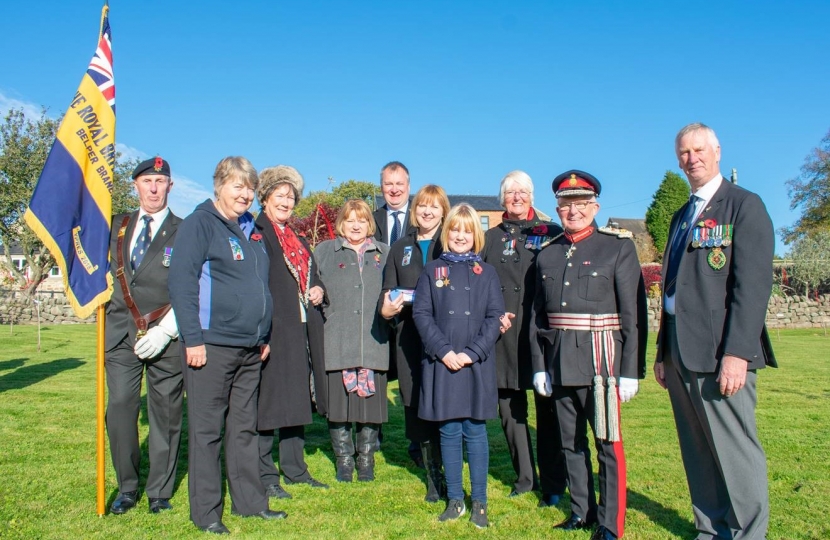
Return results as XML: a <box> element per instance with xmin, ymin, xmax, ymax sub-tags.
<box><xmin>412</xmin><ymin>203</ymin><xmax>504</xmax><ymax>529</ymax></box>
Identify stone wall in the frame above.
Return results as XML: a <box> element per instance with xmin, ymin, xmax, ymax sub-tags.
<box><xmin>2</xmin><ymin>289</ymin><xmax>827</xmax><ymax>331</ymax></box>
<box><xmin>0</xmin><ymin>289</ymin><xmax>95</xmax><ymax>325</ymax></box>
<box><xmin>646</xmin><ymin>294</ymin><xmax>830</xmax><ymax>332</ymax></box>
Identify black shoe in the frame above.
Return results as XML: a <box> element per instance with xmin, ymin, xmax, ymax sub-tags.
<box><xmin>232</xmin><ymin>509</ymin><xmax>288</xmax><ymax>520</ymax></box>
<box><xmin>508</xmin><ymin>488</ymin><xmax>532</xmax><ymax>498</ymax></box>
<box><xmin>110</xmin><ymin>491</ymin><xmax>138</xmax><ymax>515</ymax></box>
<box><xmin>590</xmin><ymin>526</ymin><xmax>617</xmax><ymax>540</ymax></box>
<box><xmin>335</xmin><ymin>456</ymin><xmax>355</xmax><ymax>482</ymax></box>
<box><xmin>284</xmin><ymin>476</ymin><xmax>329</xmax><ymax>489</ymax></box>
<box><xmin>148</xmin><ymin>498</ymin><xmax>172</xmax><ymax>513</ymax></box>
<box><xmin>555</xmin><ymin>513</ymin><xmax>596</xmax><ymax>530</ymax></box>
<box><xmin>200</xmin><ymin>522</ymin><xmax>230</xmax><ymax>534</ymax></box>
<box><xmin>470</xmin><ymin>500</ymin><xmax>489</xmax><ymax>528</ymax></box>
<box><xmin>265</xmin><ymin>484</ymin><xmax>292</xmax><ymax>499</ymax></box>
<box><xmin>438</xmin><ymin>499</ymin><xmax>466</xmax><ymax>522</ymax></box>
<box><xmin>538</xmin><ymin>492</ymin><xmax>562</xmax><ymax>507</ymax></box>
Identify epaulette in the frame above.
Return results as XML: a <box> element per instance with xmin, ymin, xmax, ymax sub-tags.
<box><xmin>597</xmin><ymin>226</ymin><xmax>633</xmax><ymax>239</ymax></box>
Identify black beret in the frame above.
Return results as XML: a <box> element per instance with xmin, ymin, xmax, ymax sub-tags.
<box><xmin>132</xmin><ymin>156</ymin><xmax>171</xmax><ymax>179</ymax></box>
<box><xmin>552</xmin><ymin>169</ymin><xmax>601</xmax><ymax>197</ymax></box>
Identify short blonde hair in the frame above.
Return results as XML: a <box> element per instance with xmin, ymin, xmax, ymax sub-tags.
<box><xmin>409</xmin><ymin>184</ymin><xmax>451</xmax><ymax>229</ymax></box>
<box><xmin>213</xmin><ymin>156</ymin><xmax>258</xmax><ymax>197</ymax></box>
<box><xmin>441</xmin><ymin>203</ymin><xmax>485</xmax><ymax>254</ymax></box>
<box><xmin>257</xmin><ymin>165</ymin><xmax>304</xmax><ymax>206</ymax></box>
<box><xmin>335</xmin><ymin>199</ymin><xmax>376</xmax><ymax>238</ymax></box>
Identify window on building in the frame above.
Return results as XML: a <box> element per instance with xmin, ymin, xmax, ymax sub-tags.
<box><xmin>480</xmin><ymin>215</ymin><xmax>489</xmax><ymax>230</ymax></box>
<box><xmin>50</xmin><ymin>266</ymin><xmax>61</xmax><ymax>277</ymax></box>
<box><xmin>13</xmin><ymin>258</ymin><xmax>26</xmax><ymax>271</ymax></box>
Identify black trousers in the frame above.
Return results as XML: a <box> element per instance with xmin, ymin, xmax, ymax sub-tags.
<box><xmin>184</xmin><ymin>344</ymin><xmax>267</xmax><ymax>527</ymax></box>
<box><xmin>498</xmin><ymin>388</ymin><xmax>538</xmax><ymax>493</ymax></box>
<box><xmin>553</xmin><ymin>385</ymin><xmax>626</xmax><ymax>538</ymax></box>
<box><xmin>105</xmin><ymin>338</ymin><xmax>182</xmax><ymax>498</ymax></box>
<box><xmin>259</xmin><ymin>425</ymin><xmax>311</xmax><ymax>485</ymax></box>
<box><xmin>534</xmin><ymin>391</ymin><xmax>568</xmax><ymax>496</ymax></box>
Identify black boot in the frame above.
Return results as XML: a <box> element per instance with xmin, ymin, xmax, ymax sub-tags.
<box><xmin>329</xmin><ymin>423</ymin><xmax>355</xmax><ymax>482</ymax></box>
<box><xmin>421</xmin><ymin>440</ymin><xmax>446</xmax><ymax>502</ymax></box>
<box><xmin>356</xmin><ymin>423</ymin><xmax>378</xmax><ymax>482</ymax></box>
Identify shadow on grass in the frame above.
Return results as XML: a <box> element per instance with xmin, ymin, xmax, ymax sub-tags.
<box><xmin>0</xmin><ymin>358</ymin><xmax>84</xmax><ymax>393</ymax></box>
<box><xmin>0</xmin><ymin>359</ymin><xmax>26</xmax><ymax>372</ymax></box>
<box><xmin>627</xmin><ymin>489</ymin><xmax>697</xmax><ymax>538</ymax></box>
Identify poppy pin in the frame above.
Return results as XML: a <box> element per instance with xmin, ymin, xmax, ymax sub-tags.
<box><xmin>472</xmin><ymin>262</ymin><xmax>483</xmax><ymax>275</ymax></box>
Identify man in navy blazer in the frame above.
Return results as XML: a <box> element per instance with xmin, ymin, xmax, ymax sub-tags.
<box><xmin>105</xmin><ymin>157</ymin><xmax>183</xmax><ymax>516</ymax></box>
<box><xmin>654</xmin><ymin>123</ymin><xmax>776</xmax><ymax>540</ymax></box>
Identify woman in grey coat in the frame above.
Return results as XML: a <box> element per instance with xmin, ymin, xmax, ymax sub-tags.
<box><xmin>315</xmin><ymin>199</ymin><xmax>390</xmax><ymax>482</ymax></box>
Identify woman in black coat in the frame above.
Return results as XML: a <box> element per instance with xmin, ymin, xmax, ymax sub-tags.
<box><xmin>480</xmin><ymin>170</ymin><xmax>568</xmax><ymax>504</ymax></box>
<box><xmin>380</xmin><ymin>184</ymin><xmax>449</xmax><ymax>502</ymax></box>
<box><xmin>254</xmin><ymin>166</ymin><xmax>329</xmax><ymax>499</ymax></box>
<box><xmin>413</xmin><ymin>203</ymin><xmax>504</xmax><ymax>528</ymax></box>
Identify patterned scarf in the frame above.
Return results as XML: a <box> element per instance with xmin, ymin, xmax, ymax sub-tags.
<box><xmin>272</xmin><ymin>222</ymin><xmax>312</xmax><ymax>304</ymax></box>
<box><xmin>342</xmin><ymin>368</ymin><xmax>376</xmax><ymax>397</ymax></box>
<box><xmin>440</xmin><ymin>251</ymin><xmax>482</xmax><ymax>264</ymax></box>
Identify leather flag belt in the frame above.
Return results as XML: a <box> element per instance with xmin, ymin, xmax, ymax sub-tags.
<box><xmin>115</xmin><ymin>215</ymin><xmax>171</xmax><ymax>338</ymax></box>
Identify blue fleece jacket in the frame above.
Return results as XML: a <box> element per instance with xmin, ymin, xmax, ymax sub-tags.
<box><xmin>168</xmin><ymin>199</ymin><xmax>272</xmax><ymax>348</ymax></box>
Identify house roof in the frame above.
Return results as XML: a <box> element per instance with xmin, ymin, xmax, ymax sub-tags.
<box><xmin>374</xmin><ymin>194</ymin><xmax>503</xmax><ymax>212</ymax></box>
<box><xmin>605</xmin><ymin>217</ymin><xmax>647</xmax><ymax>235</ymax></box>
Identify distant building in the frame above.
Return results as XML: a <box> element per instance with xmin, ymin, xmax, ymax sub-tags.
<box><xmin>0</xmin><ymin>243</ymin><xmax>63</xmax><ymax>292</ymax></box>
<box><xmin>605</xmin><ymin>217</ymin><xmax>647</xmax><ymax>236</ymax></box>
<box><xmin>377</xmin><ymin>194</ymin><xmax>552</xmax><ymax>231</ymax></box>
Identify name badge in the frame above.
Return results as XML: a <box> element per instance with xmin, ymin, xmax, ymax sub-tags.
<box><xmin>229</xmin><ymin>237</ymin><xmax>244</xmax><ymax>260</ymax></box>
<box><xmin>402</xmin><ymin>246</ymin><xmax>412</xmax><ymax>266</ymax></box>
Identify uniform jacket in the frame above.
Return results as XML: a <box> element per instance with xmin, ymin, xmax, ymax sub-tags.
<box><xmin>168</xmin><ymin>199</ymin><xmax>272</xmax><ymax>348</ymax></box>
<box><xmin>381</xmin><ymin>229</ymin><xmax>443</xmax><ymax>406</ymax></box>
<box><xmin>656</xmin><ymin>179</ymin><xmax>776</xmax><ymax>372</ymax></box>
<box><xmin>315</xmin><ymin>237</ymin><xmax>390</xmax><ymax>371</ymax></box>
<box><xmin>254</xmin><ymin>213</ymin><xmax>328</xmax><ymax>429</ymax></box>
<box><xmin>105</xmin><ymin>210</ymin><xmax>182</xmax><ymax>353</ymax></box>
<box><xmin>373</xmin><ymin>205</ymin><xmax>417</xmax><ymax>245</ymax></box>
<box><xmin>413</xmin><ymin>256</ymin><xmax>505</xmax><ymax>422</ymax></box>
<box><xmin>530</xmin><ymin>226</ymin><xmax>647</xmax><ymax>386</ymax></box>
<box><xmin>482</xmin><ymin>210</ymin><xmax>563</xmax><ymax>390</ymax></box>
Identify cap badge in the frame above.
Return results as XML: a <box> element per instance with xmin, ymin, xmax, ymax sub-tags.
<box><xmin>568</xmin><ymin>174</ymin><xmax>578</xmax><ymax>186</ymax></box>
<box><xmin>153</xmin><ymin>157</ymin><xmax>163</xmax><ymax>172</ymax></box>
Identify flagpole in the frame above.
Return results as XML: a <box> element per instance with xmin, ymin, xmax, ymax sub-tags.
<box><xmin>96</xmin><ymin>3</ymin><xmax>109</xmax><ymax>518</ymax></box>
<box><xmin>97</xmin><ymin>304</ymin><xmax>106</xmax><ymax>516</ymax></box>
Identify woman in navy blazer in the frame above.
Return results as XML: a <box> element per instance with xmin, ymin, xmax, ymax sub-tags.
<box><xmin>412</xmin><ymin>203</ymin><xmax>504</xmax><ymax>528</ymax></box>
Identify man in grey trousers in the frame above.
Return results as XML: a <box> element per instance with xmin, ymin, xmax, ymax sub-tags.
<box><xmin>654</xmin><ymin>123</ymin><xmax>776</xmax><ymax>540</ymax></box>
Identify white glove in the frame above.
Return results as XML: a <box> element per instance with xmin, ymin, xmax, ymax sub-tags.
<box><xmin>618</xmin><ymin>377</ymin><xmax>639</xmax><ymax>403</ymax></box>
<box><xmin>533</xmin><ymin>372</ymin><xmax>552</xmax><ymax>397</ymax></box>
<box><xmin>134</xmin><ymin>326</ymin><xmax>174</xmax><ymax>359</ymax></box>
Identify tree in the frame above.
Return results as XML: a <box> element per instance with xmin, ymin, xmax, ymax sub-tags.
<box><xmin>631</xmin><ymin>230</ymin><xmax>659</xmax><ymax>264</ymax></box>
<box><xmin>294</xmin><ymin>178</ymin><xmax>379</xmax><ymax>218</ymax></box>
<box><xmin>788</xmin><ymin>230</ymin><xmax>830</xmax><ymax>298</ymax></box>
<box><xmin>781</xmin><ymin>128</ymin><xmax>830</xmax><ymax>244</ymax></box>
<box><xmin>645</xmin><ymin>171</ymin><xmax>690</xmax><ymax>258</ymax></box>
<box><xmin>0</xmin><ymin>108</ymin><xmax>138</xmax><ymax>298</ymax></box>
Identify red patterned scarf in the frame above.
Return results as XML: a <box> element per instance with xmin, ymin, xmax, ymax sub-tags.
<box><xmin>272</xmin><ymin>222</ymin><xmax>312</xmax><ymax>302</ymax></box>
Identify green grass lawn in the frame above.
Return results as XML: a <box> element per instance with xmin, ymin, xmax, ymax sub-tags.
<box><xmin>0</xmin><ymin>325</ymin><xmax>827</xmax><ymax>539</ymax></box>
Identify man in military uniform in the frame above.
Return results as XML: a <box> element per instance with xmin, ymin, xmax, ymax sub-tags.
<box><xmin>105</xmin><ymin>157</ymin><xmax>183</xmax><ymax>515</ymax></box>
<box><xmin>530</xmin><ymin>170</ymin><xmax>647</xmax><ymax>540</ymax></box>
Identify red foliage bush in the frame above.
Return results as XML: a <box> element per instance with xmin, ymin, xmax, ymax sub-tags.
<box><xmin>641</xmin><ymin>263</ymin><xmax>662</xmax><ymax>296</ymax></box>
<box><xmin>288</xmin><ymin>202</ymin><xmax>339</xmax><ymax>249</ymax></box>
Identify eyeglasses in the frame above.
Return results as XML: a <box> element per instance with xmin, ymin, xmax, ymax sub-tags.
<box><xmin>272</xmin><ymin>193</ymin><xmax>296</xmax><ymax>202</ymax></box>
<box><xmin>556</xmin><ymin>201</ymin><xmax>596</xmax><ymax>211</ymax></box>
<box><xmin>505</xmin><ymin>190</ymin><xmax>530</xmax><ymax>199</ymax></box>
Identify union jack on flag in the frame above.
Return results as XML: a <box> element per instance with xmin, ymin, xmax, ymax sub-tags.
<box><xmin>86</xmin><ymin>13</ymin><xmax>115</xmax><ymax>111</ymax></box>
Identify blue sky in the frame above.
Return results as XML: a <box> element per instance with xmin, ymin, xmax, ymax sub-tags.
<box><xmin>2</xmin><ymin>1</ymin><xmax>829</xmax><ymax>254</ymax></box>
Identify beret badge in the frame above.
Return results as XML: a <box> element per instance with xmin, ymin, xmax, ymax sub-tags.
<box><xmin>153</xmin><ymin>156</ymin><xmax>164</xmax><ymax>172</ymax></box>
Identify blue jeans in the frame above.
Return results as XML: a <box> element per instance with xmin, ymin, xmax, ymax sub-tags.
<box><xmin>439</xmin><ymin>419</ymin><xmax>489</xmax><ymax>503</ymax></box>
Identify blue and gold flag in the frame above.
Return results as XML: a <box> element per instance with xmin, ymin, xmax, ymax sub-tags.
<box><xmin>24</xmin><ymin>5</ymin><xmax>116</xmax><ymax>318</ymax></box>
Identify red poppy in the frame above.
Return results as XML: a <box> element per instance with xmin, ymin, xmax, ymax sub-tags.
<box><xmin>532</xmin><ymin>225</ymin><xmax>548</xmax><ymax>235</ymax></box>
<box><xmin>704</xmin><ymin>219</ymin><xmax>717</xmax><ymax>228</ymax></box>
<box><xmin>338</xmin><ymin>263</ymin><xmax>345</xmax><ymax>269</ymax></box>
<box><xmin>251</xmin><ymin>233</ymin><xmax>262</xmax><ymax>241</ymax></box>
<box><xmin>472</xmin><ymin>262</ymin><xmax>483</xmax><ymax>275</ymax></box>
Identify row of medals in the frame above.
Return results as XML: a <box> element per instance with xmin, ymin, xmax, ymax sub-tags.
<box><xmin>691</xmin><ymin>224</ymin><xmax>732</xmax><ymax>249</ymax></box>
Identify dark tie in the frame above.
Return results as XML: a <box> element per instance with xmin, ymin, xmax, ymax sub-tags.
<box><xmin>130</xmin><ymin>215</ymin><xmax>153</xmax><ymax>271</ymax></box>
<box><xmin>664</xmin><ymin>195</ymin><xmax>701</xmax><ymax>297</ymax></box>
<box><xmin>390</xmin><ymin>211</ymin><xmax>402</xmax><ymax>244</ymax></box>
